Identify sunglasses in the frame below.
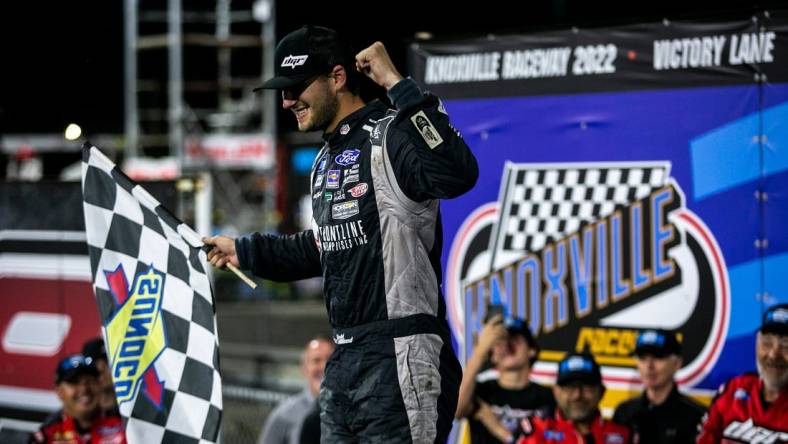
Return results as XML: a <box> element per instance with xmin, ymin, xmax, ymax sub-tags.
<box><xmin>281</xmin><ymin>74</ymin><xmax>324</xmax><ymax>101</ymax></box>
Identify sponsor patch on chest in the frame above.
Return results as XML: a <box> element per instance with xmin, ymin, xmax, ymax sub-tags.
<box><xmin>326</xmin><ymin>170</ymin><xmax>340</xmax><ymax>189</ymax></box>
<box><xmin>317</xmin><ymin>154</ymin><xmax>328</xmax><ymax>172</ymax></box>
<box><xmin>332</xmin><ymin>200</ymin><xmax>359</xmax><ymax>220</ymax></box>
<box><xmin>335</xmin><ymin>148</ymin><xmax>361</xmax><ymax>166</ymax></box>
<box><xmin>349</xmin><ymin>182</ymin><xmax>368</xmax><ymax>198</ymax></box>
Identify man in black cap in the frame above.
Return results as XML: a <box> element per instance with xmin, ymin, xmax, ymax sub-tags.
<box><xmin>204</xmin><ymin>25</ymin><xmax>478</xmax><ymax>442</ymax></box>
<box><xmin>698</xmin><ymin>303</ymin><xmax>788</xmax><ymax>443</ymax></box>
<box><xmin>82</xmin><ymin>337</ymin><xmax>118</xmax><ymax>414</ymax></box>
<box><xmin>513</xmin><ymin>353</ymin><xmax>631</xmax><ymax>444</ymax></box>
<box><xmin>30</xmin><ymin>354</ymin><xmax>126</xmax><ymax>444</ymax></box>
<box><xmin>456</xmin><ymin>314</ymin><xmax>554</xmax><ymax>443</ymax></box>
<box><xmin>612</xmin><ymin>329</ymin><xmax>705</xmax><ymax>444</ymax></box>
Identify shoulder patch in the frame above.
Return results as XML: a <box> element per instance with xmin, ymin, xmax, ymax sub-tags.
<box><xmin>410</xmin><ymin>110</ymin><xmax>443</xmax><ymax>149</ymax></box>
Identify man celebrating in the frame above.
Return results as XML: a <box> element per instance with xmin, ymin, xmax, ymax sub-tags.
<box><xmin>259</xmin><ymin>337</ymin><xmax>334</xmax><ymax>444</ymax></box>
<box><xmin>456</xmin><ymin>315</ymin><xmax>554</xmax><ymax>443</ymax></box>
<box><xmin>514</xmin><ymin>353</ymin><xmax>631</xmax><ymax>444</ymax></box>
<box><xmin>612</xmin><ymin>329</ymin><xmax>705</xmax><ymax>443</ymax></box>
<box><xmin>697</xmin><ymin>303</ymin><xmax>788</xmax><ymax>443</ymax></box>
<box><xmin>205</xmin><ymin>25</ymin><xmax>478</xmax><ymax>442</ymax></box>
<box><xmin>30</xmin><ymin>354</ymin><xmax>126</xmax><ymax>444</ymax></box>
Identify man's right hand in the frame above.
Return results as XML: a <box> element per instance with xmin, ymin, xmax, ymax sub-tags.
<box><xmin>202</xmin><ymin>236</ymin><xmax>240</xmax><ymax>269</ymax></box>
<box><xmin>476</xmin><ymin>314</ymin><xmax>508</xmax><ymax>355</ymax></box>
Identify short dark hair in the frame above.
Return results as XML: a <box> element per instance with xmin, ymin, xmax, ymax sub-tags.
<box><xmin>307</xmin><ymin>26</ymin><xmax>363</xmax><ymax>95</ymax></box>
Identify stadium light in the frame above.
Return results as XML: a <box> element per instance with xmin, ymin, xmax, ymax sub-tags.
<box><xmin>64</xmin><ymin>123</ymin><xmax>82</xmax><ymax>141</ymax></box>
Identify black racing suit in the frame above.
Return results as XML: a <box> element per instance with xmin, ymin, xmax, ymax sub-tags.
<box><xmin>613</xmin><ymin>384</ymin><xmax>706</xmax><ymax>444</ymax></box>
<box><xmin>236</xmin><ymin>78</ymin><xmax>478</xmax><ymax>443</ymax></box>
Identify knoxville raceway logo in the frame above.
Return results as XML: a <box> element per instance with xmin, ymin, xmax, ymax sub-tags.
<box><xmin>446</xmin><ymin>161</ymin><xmax>730</xmax><ymax>387</ymax></box>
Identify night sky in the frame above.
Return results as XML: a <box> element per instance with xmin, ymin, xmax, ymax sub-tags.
<box><xmin>0</xmin><ymin>0</ymin><xmax>781</xmax><ymax>136</ymax></box>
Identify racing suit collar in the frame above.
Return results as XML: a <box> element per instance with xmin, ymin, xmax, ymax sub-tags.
<box><xmin>641</xmin><ymin>381</ymin><xmax>680</xmax><ymax>408</ymax></box>
<box><xmin>322</xmin><ymin>100</ymin><xmax>388</xmax><ymax>146</ymax></box>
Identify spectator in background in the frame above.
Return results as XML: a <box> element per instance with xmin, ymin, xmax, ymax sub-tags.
<box><xmin>298</xmin><ymin>402</ymin><xmax>321</xmax><ymax>444</ymax></box>
<box><xmin>512</xmin><ymin>353</ymin><xmax>631</xmax><ymax>444</ymax></box>
<box><xmin>456</xmin><ymin>314</ymin><xmax>555</xmax><ymax>443</ymax></box>
<box><xmin>30</xmin><ymin>354</ymin><xmax>126</xmax><ymax>444</ymax></box>
<box><xmin>82</xmin><ymin>337</ymin><xmax>118</xmax><ymax>414</ymax></box>
<box><xmin>259</xmin><ymin>336</ymin><xmax>335</xmax><ymax>444</ymax></box>
<box><xmin>613</xmin><ymin>329</ymin><xmax>705</xmax><ymax>444</ymax></box>
<box><xmin>697</xmin><ymin>303</ymin><xmax>788</xmax><ymax>443</ymax></box>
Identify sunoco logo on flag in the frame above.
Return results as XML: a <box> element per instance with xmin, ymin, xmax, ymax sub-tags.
<box><xmin>104</xmin><ymin>264</ymin><xmax>166</xmax><ymax>407</ymax></box>
<box><xmin>82</xmin><ymin>143</ymin><xmax>222</xmax><ymax>443</ymax></box>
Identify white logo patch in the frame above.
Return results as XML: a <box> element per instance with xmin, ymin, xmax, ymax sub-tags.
<box><xmin>410</xmin><ymin>110</ymin><xmax>443</xmax><ymax>149</ymax></box>
<box><xmin>332</xmin><ymin>200</ymin><xmax>359</xmax><ymax>220</ymax></box>
<box><xmin>281</xmin><ymin>55</ymin><xmax>308</xmax><ymax>68</ymax></box>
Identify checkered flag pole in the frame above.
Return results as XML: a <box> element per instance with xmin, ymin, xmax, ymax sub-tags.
<box><xmin>81</xmin><ymin>143</ymin><xmax>222</xmax><ymax>444</ymax></box>
<box><xmin>490</xmin><ymin>161</ymin><xmax>671</xmax><ymax>270</ymax></box>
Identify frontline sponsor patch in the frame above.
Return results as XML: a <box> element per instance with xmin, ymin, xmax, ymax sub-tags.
<box><xmin>326</xmin><ymin>170</ymin><xmax>340</xmax><ymax>189</ymax></box>
<box><xmin>411</xmin><ymin>110</ymin><xmax>443</xmax><ymax>149</ymax></box>
<box><xmin>314</xmin><ymin>174</ymin><xmax>324</xmax><ymax>188</ymax></box>
<box><xmin>332</xmin><ymin>200</ymin><xmax>359</xmax><ymax>220</ymax></box>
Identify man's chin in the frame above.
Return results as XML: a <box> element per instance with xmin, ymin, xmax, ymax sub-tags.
<box><xmin>761</xmin><ymin>372</ymin><xmax>788</xmax><ymax>391</ymax></box>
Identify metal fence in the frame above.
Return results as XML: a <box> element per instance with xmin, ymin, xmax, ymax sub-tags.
<box><xmin>221</xmin><ymin>384</ymin><xmax>293</xmax><ymax>444</ymax></box>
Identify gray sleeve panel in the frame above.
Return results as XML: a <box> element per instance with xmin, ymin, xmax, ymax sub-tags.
<box><xmin>370</xmin><ymin>114</ymin><xmax>440</xmax><ymax>319</ymax></box>
<box><xmin>394</xmin><ymin>333</ymin><xmax>444</xmax><ymax>444</ymax></box>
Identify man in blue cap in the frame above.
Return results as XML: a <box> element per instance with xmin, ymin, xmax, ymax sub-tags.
<box><xmin>698</xmin><ymin>303</ymin><xmax>788</xmax><ymax>443</ymax></box>
<box><xmin>513</xmin><ymin>353</ymin><xmax>631</xmax><ymax>444</ymax></box>
<box><xmin>456</xmin><ymin>314</ymin><xmax>554</xmax><ymax>443</ymax></box>
<box><xmin>30</xmin><ymin>354</ymin><xmax>126</xmax><ymax>444</ymax></box>
<box><xmin>613</xmin><ymin>329</ymin><xmax>705</xmax><ymax>444</ymax></box>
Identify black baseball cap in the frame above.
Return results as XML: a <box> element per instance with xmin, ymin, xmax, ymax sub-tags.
<box><xmin>760</xmin><ymin>303</ymin><xmax>788</xmax><ymax>336</ymax></box>
<box><xmin>634</xmin><ymin>329</ymin><xmax>682</xmax><ymax>358</ymax></box>
<box><xmin>82</xmin><ymin>337</ymin><xmax>107</xmax><ymax>362</ymax></box>
<box><xmin>557</xmin><ymin>353</ymin><xmax>602</xmax><ymax>386</ymax></box>
<box><xmin>254</xmin><ymin>25</ymin><xmax>340</xmax><ymax>91</ymax></box>
<box><xmin>55</xmin><ymin>354</ymin><xmax>98</xmax><ymax>384</ymax></box>
<box><xmin>503</xmin><ymin>317</ymin><xmax>540</xmax><ymax>355</ymax></box>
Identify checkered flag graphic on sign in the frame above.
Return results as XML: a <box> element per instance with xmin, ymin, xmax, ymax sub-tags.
<box><xmin>490</xmin><ymin>161</ymin><xmax>671</xmax><ymax>270</ymax></box>
<box><xmin>81</xmin><ymin>144</ymin><xmax>222</xmax><ymax>444</ymax></box>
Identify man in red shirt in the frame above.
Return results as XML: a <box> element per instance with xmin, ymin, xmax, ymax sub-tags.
<box><xmin>697</xmin><ymin>303</ymin><xmax>788</xmax><ymax>443</ymax></box>
<box><xmin>514</xmin><ymin>353</ymin><xmax>631</xmax><ymax>444</ymax></box>
<box><xmin>30</xmin><ymin>354</ymin><xmax>126</xmax><ymax>444</ymax></box>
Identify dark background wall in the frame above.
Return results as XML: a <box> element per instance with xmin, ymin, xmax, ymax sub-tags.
<box><xmin>1</xmin><ymin>0</ymin><xmax>783</xmax><ymax>135</ymax></box>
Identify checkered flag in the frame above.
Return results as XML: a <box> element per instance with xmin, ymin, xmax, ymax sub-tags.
<box><xmin>490</xmin><ymin>161</ymin><xmax>671</xmax><ymax>270</ymax></box>
<box><xmin>81</xmin><ymin>144</ymin><xmax>222</xmax><ymax>444</ymax></box>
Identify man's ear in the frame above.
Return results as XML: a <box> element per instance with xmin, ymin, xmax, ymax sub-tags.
<box><xmin>330</xmin><ymin>65</ymin><xmax>347</xmax><ymax>91</ymax></box>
